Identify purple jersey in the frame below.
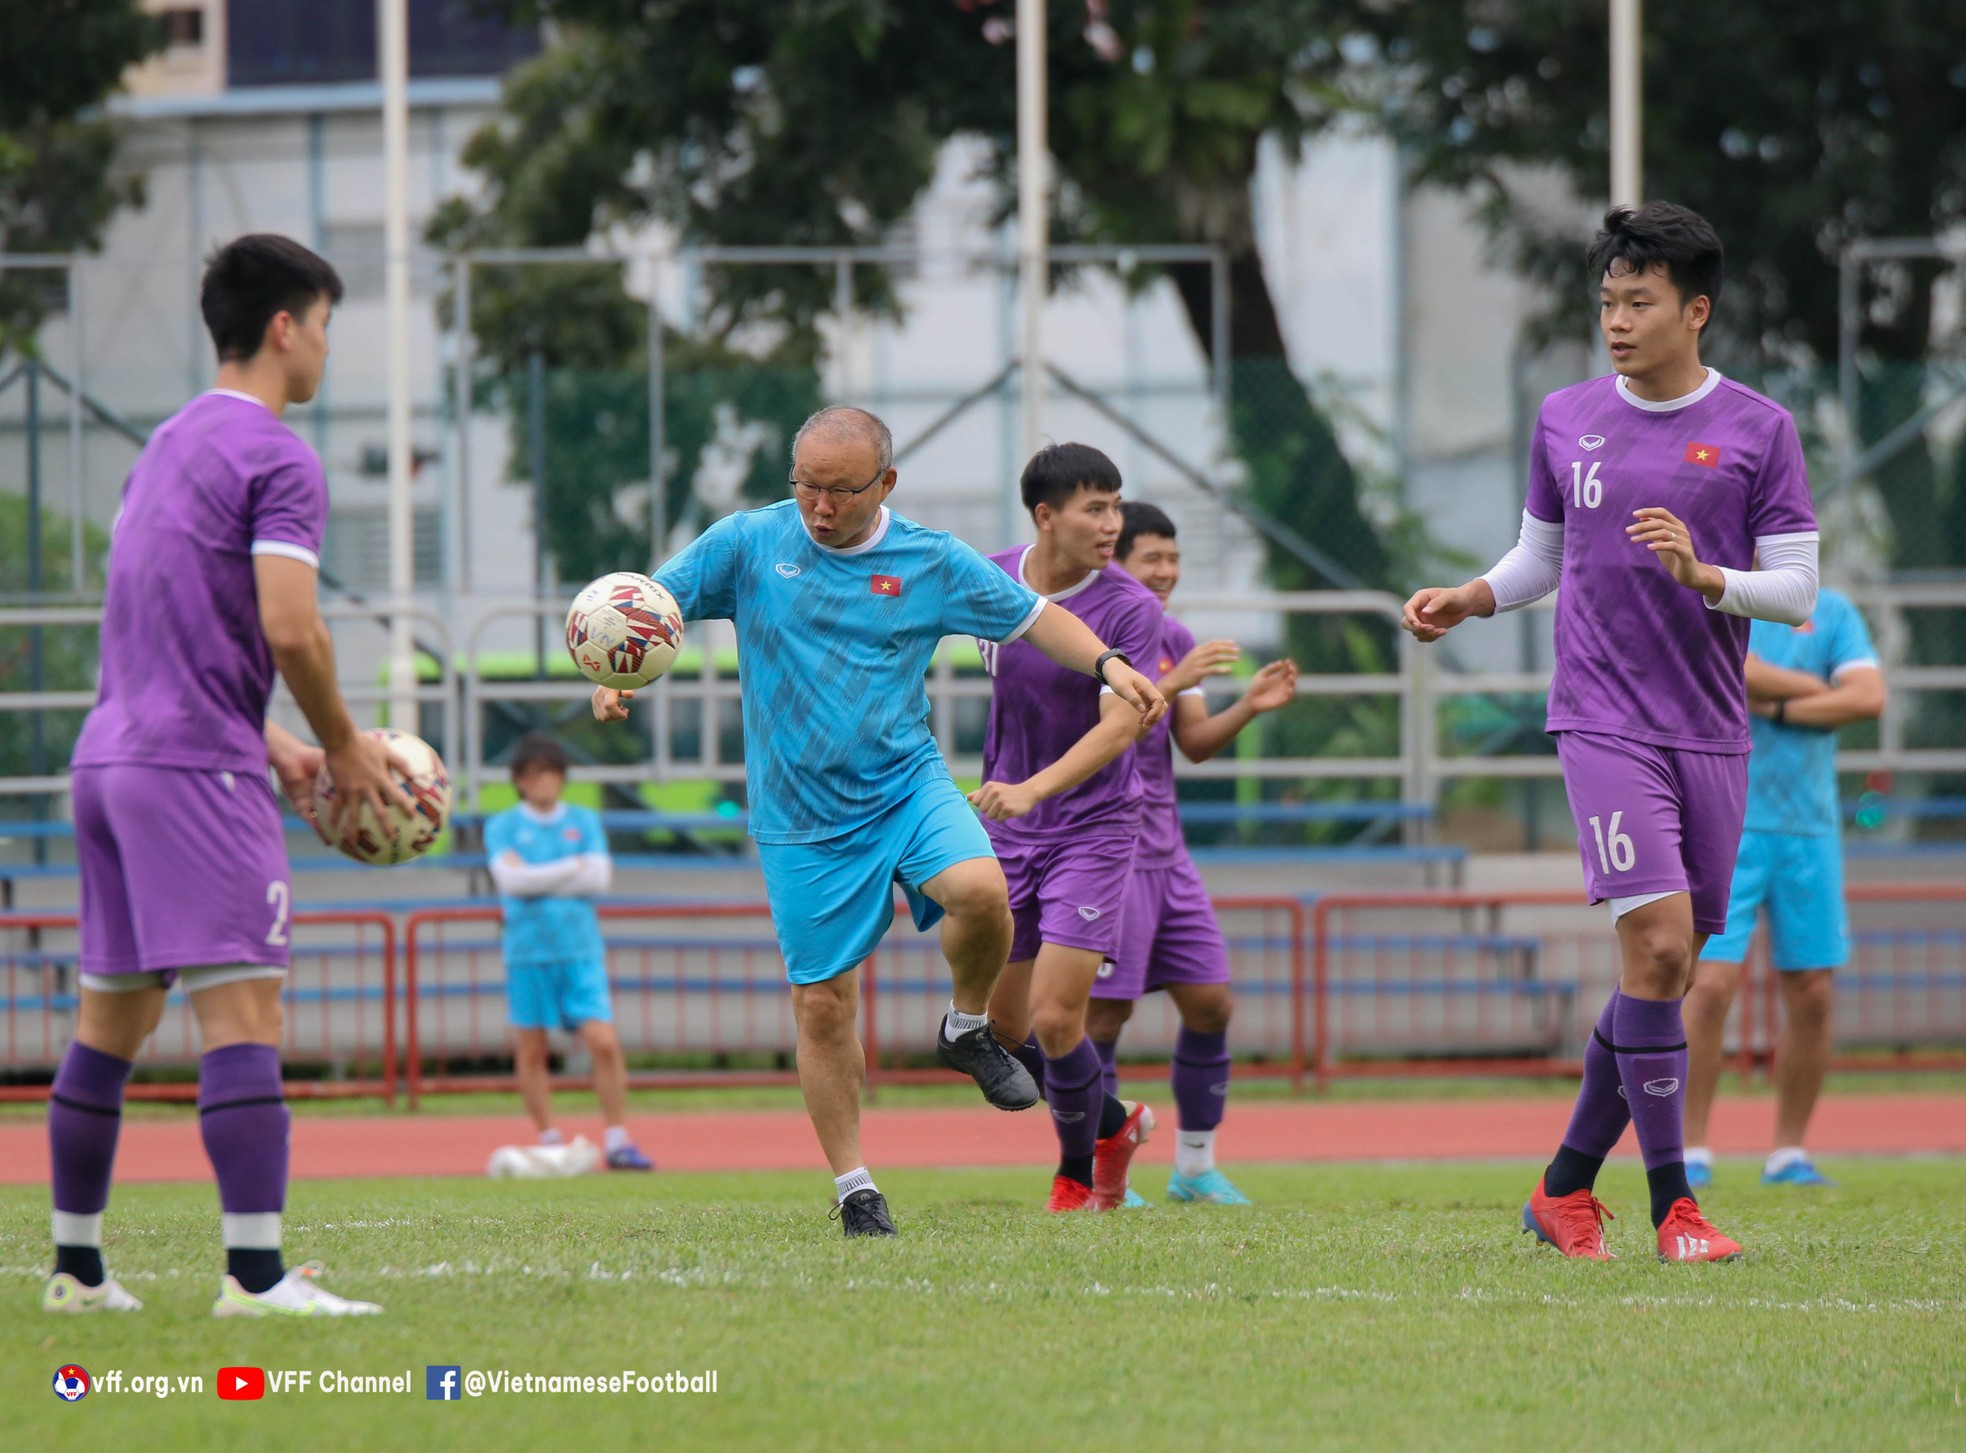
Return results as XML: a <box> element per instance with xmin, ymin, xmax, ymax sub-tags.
<box><xmin>1134</xmin><ymin>615</ymin><xmax>1202</xmax><ymax>870</ymax></box>
<box><xmin>978</xmin><ymin>546</ymin><xmax>1163</xmax><ymax>839</ymax></box>
<box><xmin>71</xmin><ymin>391</ymin><xmax>328</xmax><ymax>775</ymax></box>
<box><xmin>1526</xmin><ymin>371</ymin><xmax>1817</xmax><ymax>752</ymax></box>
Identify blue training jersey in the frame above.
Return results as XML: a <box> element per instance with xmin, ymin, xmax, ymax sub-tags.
<box><xmin>1743</xmin><ymin>588</ymin><xmax>1879</xmax><ymax>838</ymax></box>
<box><xmin>656</xmin><ymin>500</ymin><xmax>1044</xmax><ymax>844</ymax></box>
<box><xmin>484</xmin><ymin>802</ymin><xmax>608</xmax><ymax>965</ymax></box>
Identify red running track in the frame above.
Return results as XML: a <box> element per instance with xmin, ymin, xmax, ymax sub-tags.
<box><xmin>2</xmin><ymin>1093</ymin><xmax>1962</xmax><ymax>1185</ymax></box>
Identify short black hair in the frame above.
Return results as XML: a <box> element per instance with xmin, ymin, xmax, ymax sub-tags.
<box><xmin>1587</xmin><ymin>203</ymin><xmax>1723</xmax><ymax>326</ymax></box>
<box><xmin>1020</xmin><ymin>442</ymin><xmax>1122</xmax><ymax>516</ymax></box>
<box><xmin>1117</xmin><ymin>501</ymin><xmax>1178</xmax><ymax>562</ymax></box>
<box><xmin>508</xmin><ymin>732</ymin><xmax>570</xmax><ymax>780</ymax></box>
<box><xmin>199</xmin><ymin>234</ymin><xmax>344</xmax><ymax>363</ymax></box>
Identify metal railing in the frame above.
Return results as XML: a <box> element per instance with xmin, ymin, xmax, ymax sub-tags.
<box><xmin>7</xmin><ymin>582</ymin><xmax>1966</xmax><ymax>812</ymax></box>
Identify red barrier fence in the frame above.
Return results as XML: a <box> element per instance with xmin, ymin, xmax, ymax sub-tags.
<box><xmin>6</xmin><ymin>886</ymin><xmax>1958</xmax><ymax>1105</ymax></box>
<box><xmin>1308</xmin><ymin>884</ymin><xmax>1966</xmax><ymax>1088</ymax></box>
<box><xmin>400</xmin><ymin>898</ymin><xmax>1309</xmax><ymax>1106</ymax></box>
<box><xmin>0</xmin><ymin>911</ymin><xmax>398</xmax><ymax>1104</ymax></box>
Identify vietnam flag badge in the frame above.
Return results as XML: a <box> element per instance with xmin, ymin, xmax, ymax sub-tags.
<box><xmin>870</xmin><ymin>574</ymin><xmax>902</xmax><ymax>597</ymax></box>
<box><xmin>1684</xmin><ymin>441</ymin><xmax>1722</xmax><ymax>468</ymax></box>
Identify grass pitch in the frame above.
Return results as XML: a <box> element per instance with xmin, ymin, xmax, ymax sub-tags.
<box><xmin>4</xmin><ymin>1159</ymin><xmax>1962</xmax><ymax>1452</ymax></box>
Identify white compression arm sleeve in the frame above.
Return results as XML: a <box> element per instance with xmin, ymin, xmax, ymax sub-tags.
<box><xmin>559</xmin><ymin>854</ymin><xmax>612</xmax><ymax>898</ymax></box>
<box><xmin>1477</xmin><ymin>511</ymin><xmax>1565</xmax><ymax>613</ymax></box>
<box><xmin>1708</xmin><ymin>531</ymin><xmax>1819</xmax><ymax>626</ymax></box>
<box><xmin>488</xmin><ymin>856</ymin><xmax>583</xmax><ymax>899</ymax></box>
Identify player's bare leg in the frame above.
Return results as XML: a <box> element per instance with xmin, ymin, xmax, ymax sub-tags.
<box><xmin>792</xmin><ymin>970</ymin><xmax>894</xmax><ymax>1236</ymax></box>
<box><xmin>922</xmin><ymin>857</ymin><xmax>1037</xmax><ymax>1110</ymax></box>
<box><xmin>513</xmin><ymin>1027</ymin><xmax>557</xmax><ymax>1139</ymax></box>
<box><xmin>1771</xmin><ymin>969</ymin><xmax>1834</xmax><ymax>1162</ymax></box>
<box><xmin>1681</xmin><ymin>959</ymin><xmax>1742</xmax><ymax>1154</ymax></box>
<box><xmin>791</xmin><ymin>971</ymin><xmax>866</xmax><ymax>1175</ymax></box>
<box><xmin>922</xmin><ymin>857</ymin><xmax>1014</xmax><ymax>1014</ymax></box>
<box><xmin>579</xmin><ymin>1019</ymin><xmax>652</xmax><ymax>1170</ymax></box>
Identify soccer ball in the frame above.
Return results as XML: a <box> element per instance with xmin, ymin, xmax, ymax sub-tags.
<box><xmin>315</xmin><ymin>727</ymin><xmax>452</xmax><ymax>866</ymax></box>
<box><xmin>487</xmin><ymin>1137</ymin><xmax>601</xmax><ymax>1179</ymax></box>
<box><xmin>565</xmin><ymin>571</ymin><xmax>684</xmax><ymax>690</ymax></box>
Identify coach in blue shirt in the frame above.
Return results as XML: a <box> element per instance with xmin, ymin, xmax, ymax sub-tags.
<box><xmin>590</xmin><ymin>405</ymin><xmax>1166</xmax><ymax>1237</ymax></box>
<box><xmin>1682</xmin><ymin>587</ymin><xmax>1886</xmax><ymax>1188</ymax></box>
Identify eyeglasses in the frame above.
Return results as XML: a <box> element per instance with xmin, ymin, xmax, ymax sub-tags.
<box><xmin>790</xmin><ymin>467</ymin><xmax>887</xmax><ymax>505</ymax></box>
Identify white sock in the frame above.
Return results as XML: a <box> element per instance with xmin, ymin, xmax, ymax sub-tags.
<box><xmin>835</xmin><ymin>1167</ymin><xmax>876</xmax><ymax>1203</ymax></box>
<box><xmin>604</xmin><ymin>1125</ymin><xmax>631</xmax><ymax>1154</ymax></box>
<box><xmin>1685</xmin><ymin>1146</ymin><xmax>1713</xmax><ymax>1169</ymax></box>
<box><xmin>52</xmin><ymin>1210</ymin><xmax>103</xmax><ymax>1248</ymax></box>
<box><xmin>1765</xmin><ymin>1146</ymin><xmax>1807</xmax><ymax>1175</ymax></box>
<box><xmin>1175</xmin><ymin>1130</ymin><xmax>1216</xmax><ymax>1178</ymax></box>
<box><xmin>942</xmin><ymin>1003</ymin><xmax>988</xmax><ymax>1041</ymax></box>
<box><xmin>220</xmin><ymin>1212</ymin><xmax>282</xmax><ymax>1250</ymax></box>
<box><xmin>537</xmin><ymin>1127</ymin><xmax>564</xmax><ymax>1146</ymax></box>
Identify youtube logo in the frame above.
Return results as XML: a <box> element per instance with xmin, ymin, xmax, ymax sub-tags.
<box><xmin>217</xmin><ymin>1366</ymin><xmax>266</xmax><ymax>1401</ymax></box>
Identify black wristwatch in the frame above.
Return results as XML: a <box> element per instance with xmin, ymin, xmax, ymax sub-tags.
<box><xmin>1093</xmin><ymin>649</ymin><xmax>1132</xmax><ymax>685</ymax></box>
<box><xmin>1773</xmin><ymin>699</ymin><xmax>1787</xmax><ymax>725</ymax></box>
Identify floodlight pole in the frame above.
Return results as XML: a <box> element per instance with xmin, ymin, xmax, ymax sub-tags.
<box><xmin>380</xmin><ymin>0</ymin><xmax>418</xmax><ymax>731</ymax></box>
<box><xmin>1017</xmin><ymin>0</ymin><xmax>1047</xmax><ymax>467</ymax></box>
<box><xmin>1609</xmin><ymin>0</ymin><xmax>1642</xmax><ymax>207</ymax></box>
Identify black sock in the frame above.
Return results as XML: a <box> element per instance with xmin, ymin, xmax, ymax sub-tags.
<box><xmin>1647</xmin><ymin>1162</ymin><xmax>1693</xmax><ymax>1227</ymax></box>
<box><xmin>227</xmin><ymin>1247</ymin><xmax>285</xmax><ymax>1295</ymax></box>
<box><xmin>1543</xmin><ymin>1145</ymin><xmax>1604</xmax><ymax>1199</ymax></box>
<box><xmin>54</xmin><ymin>1244</ymin><xmax>104</xmax><ymax>1288</ymax></box>
<box><xmin>1096</xmin><ymin>1093</ymin><xmax>1128</xmax><ymax>1140</ymax></box>
<box><xmin>1058</xmin><ymin>1154</ymin><xmax>1094</xmax><ymax>1188</ymax></box>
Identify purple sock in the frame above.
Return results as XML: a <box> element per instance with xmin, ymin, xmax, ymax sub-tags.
<box><xmin>1042</xmin><ymin>1038</ymin><xmax>1102</xmax><ymax>1166</ymax></box>
<box><xmin>198</xmin><ymin>1043</ymin><xmax>290</xmax><ymax>1222</ymax></box>
<box><xmin>1091</xmin><ymin>1038</ymin><xmax>1119</xmax><ymax>1101</ymax></box>
<box><xmin>49</xmin><ymin>1042</ymin><xmax>134</xmax><ymax>1282</ymax></box>
<box><xmin>1612</xmin><ymin>991</ymin><xmax>1693</xmax><ymax>1214</ymax></box>
<box><xmin>1544</xmin><ymin>992</ymin><xmax>1630</xmax><ymax>1197</ymax></box>
<box><xmin>1172</xmin><ymin>1028</ymin><xmax>1230</xmax><ymax>1132</ymax></box>
<box><xmin>1012</xmin><ymin>1034</ymin><xmax>1047</xmax><ymax>1101</ymax></box>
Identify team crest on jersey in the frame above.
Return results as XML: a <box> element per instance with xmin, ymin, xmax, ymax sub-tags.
<box><xmin>1579</xmin><ymin>434</ymin><xmax>1606</xmax><ymax>451</ymax></box>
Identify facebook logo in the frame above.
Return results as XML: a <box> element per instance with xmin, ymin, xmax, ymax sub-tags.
<box><xmin>426</xmin><ymin>1366</ymin><xmax>461</xmax><ymax>1401</ymax></box>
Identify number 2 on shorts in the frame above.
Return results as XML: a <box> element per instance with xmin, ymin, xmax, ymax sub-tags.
<box><xmin>265</xmin><ymin>880</ymin><xmax>291</xmax><ymax>946</ymax></box>
<box><xmin>1588</xmin><ymin>811</ymin><xmax>1636</xmax><ymax>874</ymax></box>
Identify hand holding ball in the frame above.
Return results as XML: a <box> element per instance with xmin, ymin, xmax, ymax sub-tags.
<box><xmin>316</xmin><ymin>727</ymin><xmax>451</xmax><ymax>865</ymax></box>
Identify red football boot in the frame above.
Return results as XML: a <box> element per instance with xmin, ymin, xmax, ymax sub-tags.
<box><xmin>1520</xmin><ymin>1175</ymin><xmax>1616</xmax><ymax>1260</ymax></box>
<box><xmin>1045</xmin><ymin>1175</ymin><xmax>1098</xmax><ymax>1213</ymax></box>
<box><xmin>1656</xmin><ymin>1198</ymin><xmax>1744</xmax><ymax>1262</ymax></box>
<box><xmin>1090</xmin><ymin>1101</ymin><xmax>1156</xmax><ymax>1211</ymax></box>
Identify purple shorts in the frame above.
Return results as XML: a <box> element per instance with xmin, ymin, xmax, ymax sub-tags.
<box><xmin>1554</xmin><ymin>731</ymin><xmax>1747</xmax><ymax>936</ymax></box>
<box><xmin>993</xmin><ymin>827</ymin><xmax>1136</xmax><ymax>962</ymax></box>
<box><xmin>1092</xmin><ymin>856</ymin><xmax>1230</xmax><ymax>1001</ymax></box>
<box><xmin>74</xmin><ymin>764</ymin><xmax>293</xmax><ymax>981</ymax></box>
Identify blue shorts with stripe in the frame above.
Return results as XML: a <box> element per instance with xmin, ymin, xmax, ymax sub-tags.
<box><xmin>757</xmin><ymin>775</ymin><xmax>994</xmax><ymax>986</ymax></box>
<box><xmin>1701</xmin><ymin>829</ymin><xmax>1848</xmax><ymax>971</ymax></box>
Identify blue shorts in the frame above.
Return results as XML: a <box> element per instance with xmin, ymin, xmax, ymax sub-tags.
<box><xmin>1701</xmin><ymin>829</ymin><xmax>1848</xmax><ymax>971</ymax></box>
<box><xmin>505</xmin><ymin>958</ymin><xmax>614</xmax><ymax>1031</ymax></box>
<box><xmin>757</xmin><ymin>775</ymin><xmax>994</xmax><ymax>986</ymax></box>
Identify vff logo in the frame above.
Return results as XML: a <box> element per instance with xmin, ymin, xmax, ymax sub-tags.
<box><xmin>427</xmin><ymin>1365</ymin><xmax>462</xmax><ymax>1401</ymax></box>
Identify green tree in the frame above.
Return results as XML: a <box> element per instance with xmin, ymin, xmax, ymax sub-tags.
<box><xmin>436</xmin><ymin>1</ymin><xmax>1394</xmax><ymax>596</ymax></box>
<box><xmin>0</xmin><ymin>0</ymin><xmax>162</xmax><ymax>358</ymax></box>
<box><xmin>0</xmin><ymin>495</ymin><xmax>105</xmax><ymax>783</ymax></box>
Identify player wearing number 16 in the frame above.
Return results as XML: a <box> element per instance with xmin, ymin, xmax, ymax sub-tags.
<box><xmin>590</xmin><ymin>406</ymin><xmax>1167</xmax><ymax>1237</ymax></box>
<box><xmin>1401</xmin><ymin>204</ymin><xmax>1819</xmax><ymax>1264</ymax></box>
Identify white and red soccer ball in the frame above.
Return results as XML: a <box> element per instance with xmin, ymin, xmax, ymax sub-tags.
<box><xmin>316</xmin><ymin>727</ymin><xmax>452</xmax><ymax>866</ymax></box>
<box><xmin>565</xmin><ymin>572</ymin><xmax>685</xmax><ymax>691</ymax></box>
